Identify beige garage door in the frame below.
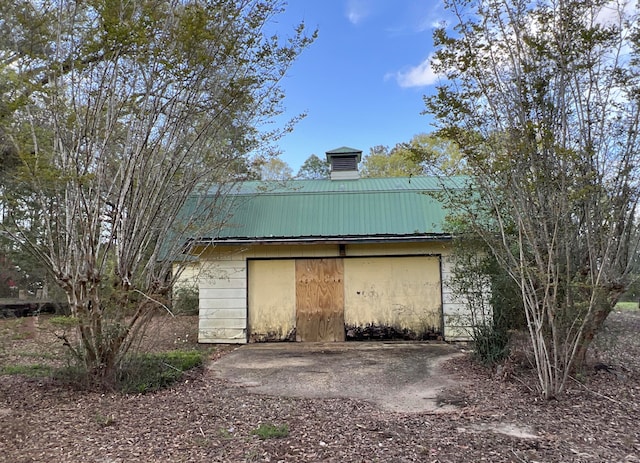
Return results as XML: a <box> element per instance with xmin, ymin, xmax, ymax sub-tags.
<box><xmin>344</xmin><ymin>256</ymin><xmax>442</xmax><ymax>336</ymax></box>
<box><xmin>248</xmin><ymin>259</ymin><xmax>296</xmax><ymax>342</ymax></box>
<box><xmin>248</xmin><ymin>256</ymin><xmax>442</xmax><ymax>342</ymax></box>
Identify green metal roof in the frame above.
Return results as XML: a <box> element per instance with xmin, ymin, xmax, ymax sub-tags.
<box><xmin>325</xmin><ymin>146</ymin><xmax>362</xmax><ymax>155</ymax></box>
<box><xmin>186</xmin><ymin>176</ymin><xmax>465</xmax><ymax>244</ymax></box>
<box><xmin>325</xmin><ymin>146</ymin><xmax>362</xmax><ymax>162</ymax></box>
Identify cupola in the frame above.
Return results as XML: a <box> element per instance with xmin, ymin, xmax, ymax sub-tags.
<box><xmin>325</xmin><ymin>146</ymin><xmax>362</xmax><ymax>180</ymax></box>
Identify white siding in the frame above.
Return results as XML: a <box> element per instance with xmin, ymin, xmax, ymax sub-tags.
<box><xmin>441</xmin><ymin>254</ymin><xmax>478</xmax><ymax>341</ymax></box>
<box><xmin>198</xmin><ymin>259</ymin><xmax>247</xmax><ymax>343</ymax></box>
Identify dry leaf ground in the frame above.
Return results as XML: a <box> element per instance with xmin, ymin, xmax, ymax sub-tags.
<box><xmin>0</xmin><ymin>310</ymin><xmax>639</xmax><ymax>462</ymax></box>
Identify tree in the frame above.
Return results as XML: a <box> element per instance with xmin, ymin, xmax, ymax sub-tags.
<box><xmin>428</xmin><ymin>0</ymin><xmax>639</xmax><ymax>398</ymax></box>
<box><xmin>360</xmin><ymin>145</ymin><xmax>423</xmax><ymax>178</ymax></box>
<box><xmin>0</xmin><ymin>0</ymin><xmax>314</xmax><ymax>385</ymax></box>
<box><xmin>361</xmin><ymin>134</ymin><xmax>464</xmax><ymax>178</ymax></box>
<box><xmin>259</xmin><ymin>157</ymin><xmax>293</xmax><ymax>180</ymax></box>
<box><xmin>296</xmin><ymin>154</ymin><xmax>330</xmax><ymax>179</ymax></box>
<box><xmin>402</xmin><ymin>133</ymin><xmax>465</xmax><ymax>176</ymax></box>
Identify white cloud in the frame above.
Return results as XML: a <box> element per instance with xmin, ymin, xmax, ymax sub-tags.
<box><xmin>346</xmin><ymin>0</ymin><xmax>371</xmax><ymax>25</ymax></box>
<box><xmin>394</xmin><ymin>54</ymin><xmax>440</xmax><ymax>88</ymax></box>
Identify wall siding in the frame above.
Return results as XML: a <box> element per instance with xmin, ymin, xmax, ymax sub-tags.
<box><xmin>198</xmin><ymin>259</ymin><xmax>247</xmax><ymax>343</ymax></box>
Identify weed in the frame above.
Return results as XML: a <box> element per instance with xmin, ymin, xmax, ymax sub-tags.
<box><xmin>218</xmin><ymin>427</ymin><xmax>234</xmax><ymax>439</ymax></box>
<box><xmin>251</xmin><ymin>423</ymin><xmax>289</xmax><ymax>440</ymax></box>
<box><xmin>95</xmin><ymin>413</ymin><xmax>116</xmax><ymax>428</ymax></box>
<box><xmin>10</xmin><ymin>331</ymin><xmax>29</xmax><ymax>341</ymax></box>
<box><xmin>1</xmin><ymin>364</ymin><xmax>52</xmax><ymax>377</ymax></box>
<box><xmin>48</xmin><ymin>316</ymin><xmax>79</xmax><ymax>328</ymax></box>
<box><xmin>16</xmin><ymin>351</ymin><xmax>58</xmax><ymax>360</ymax></box>
<box><xmin>472</xmin><ymin>323</ymin><xmax>510</xmax><ymax>365</ymax></box>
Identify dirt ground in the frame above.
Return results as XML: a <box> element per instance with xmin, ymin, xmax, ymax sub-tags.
<box><xmin>1</xmin><ymin>310</ymin><xmax>639</xmax><ymax>463</ymax></box>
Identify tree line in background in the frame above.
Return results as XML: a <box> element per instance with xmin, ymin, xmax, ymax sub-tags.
<box><xmin>259</xmin><ymin>132</ymin><xmax>465</xmax><ymax>180</ymax></box>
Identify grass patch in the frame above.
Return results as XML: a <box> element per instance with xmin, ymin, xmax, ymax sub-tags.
<box><xmin>117</xmin><ymin>350</ymin><xmax>204</xmax><ymax>393</ymax></box>
<box><xmin>615</xmin><ymin>301</ymin><xmax>639</xmax><ymax>311</ymax></box>
<box><xmin>251</xmin><ymin>423</ymin><xmax>289</xmax><ymax>440</ymax></box>
<box><xmin>1</xmin><ymin>364</ymin><xmax>52</xmax><ymax>377</ymax></box>
<box><xmin>52</xmin><ymin>349</ymin><xmax>205</xmax><ymax>392</ymax></box>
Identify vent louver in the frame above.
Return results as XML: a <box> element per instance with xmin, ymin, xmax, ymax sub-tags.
<box><xmin>332</xmin><ymin>155</ymin><xmax>358</xmax><ymax>172</ymax></box>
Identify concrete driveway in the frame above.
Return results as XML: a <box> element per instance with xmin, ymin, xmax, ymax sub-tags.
<box><xmin>209</xmin><ymin>342</ymin><xmax>463</xmax><ymax>413</ymax></box>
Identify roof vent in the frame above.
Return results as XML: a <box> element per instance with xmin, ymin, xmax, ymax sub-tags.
<box><xmin>325</xmin><ymin>146</ymin><xmax>362</xmax><ymax>180</ymax></box>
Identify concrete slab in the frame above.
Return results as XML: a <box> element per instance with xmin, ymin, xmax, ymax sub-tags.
<box><xmin>208</xmin><ymin>342</ymin><xmax>463</xmax><ymax>413</ymax></box>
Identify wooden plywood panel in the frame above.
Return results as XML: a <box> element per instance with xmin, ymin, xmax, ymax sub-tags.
<box><xmin>248</xmin><ymin>259</ymin><xmax>296</xmax><ymax>341</ymax></box>
<box><xmin>295</xmin><ymin>259</ymin><xmax>345</xmax><ymax>342</ymax></box>
<box><xmin>344</xmin><ymin>256</ymin><xmax>442</xmax><ymax>336</ymax></box>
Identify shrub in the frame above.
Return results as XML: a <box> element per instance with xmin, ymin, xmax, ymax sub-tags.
<box><xmin>471</xmin><ymin>322</ymin><xmax>510</xmax><ymax>365</ymax></box>
<box><xmin>117</xmin><ymin>350</ymin><xmax>204</xmax><ymax>393</ymax></box>
<box><xmin>172</xmin><ymin>287</ymin><xmax>199</xmax><ymax>315</ymax></box>
<box><xmin>53</xmin><ymin>349</ymin><xmax>204</xmax><ymax>393</ymax></box>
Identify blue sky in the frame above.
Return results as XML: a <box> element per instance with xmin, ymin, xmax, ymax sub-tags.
<box><xmin>270</xmin><ymin>0</ymin><xmax>448</xmax><ymax>171</ymax></box>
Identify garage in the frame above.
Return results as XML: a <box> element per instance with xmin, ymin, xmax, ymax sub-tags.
<box><xmin>177</xmin><ymin>147</ymin><xmax>471</xmax><ymax>343</ymax></box>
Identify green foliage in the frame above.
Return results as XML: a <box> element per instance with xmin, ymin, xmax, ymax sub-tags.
<box><xmin>259</xmin><ymin>157</ymin><xmax>293</xmax><ymax>181</ymax></box>
<box><xmin>429</xmin><ymin>0</ymin><xmax>639</xmax><ymax>398</ymax></box>
<box><xmin>361</xmin><ymin>145</ymin><xmax>423</xmax><ymax>178</ymax></box>
<box><xmin>48</xmin><ymin>316</ymin><xmax>79</xmax><ymax>329</ymax></box>
<box><xmin>251</xmin><ymin>423</ymin><xmax>289</xmax><ymax>440</ymax></box>
<box><xmin>472</xmin><ymin>323</ymin><xmax>510</xmax><ymax>366</ymax></box>
<box><xmin>615</xmin><ymin>301</ymin><xmax>639</xmax><ymax>311</ymax></box>
<box><xmin>296</xmin><ymin>154</ymin><xmax>330</xmax><ymax>179</ymax></box>
<box><xmin>447</xmin><ymin>237</ymin><xmax>518</xmax><ymax>365</ymax></box>
<box><xmin>172</xmin><ymin>287</ymin><xmax>199</xmax><ymax>315</ymax></box>
<box><xmin>53</xmin><ymin>349</ymin><xmax>203</xmax><ymax>392</ymax></box>
<box><xmin>621</xmin><ymin>275</ymin><xmax>640</xmax><ymax>303</ymax></box>
<box><xmin>94</xmin><ymin>413</ymin><xmax>116</xmax><ymax>428</ymax></box>
<box><xmin>360</xmin><ymin>134</ymin><xmax>464</xmax><ymax>178</ymax></box>
<box><xmin>117</xmin><ymin>350</ymin><xmax>204</xmax><ymax>393</ymax></box>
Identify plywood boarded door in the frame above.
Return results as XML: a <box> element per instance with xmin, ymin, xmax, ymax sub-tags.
<box><xmin>295</xmin><ymin>258</ymin><xmax>345</xmax><ymax>342</ymax></box>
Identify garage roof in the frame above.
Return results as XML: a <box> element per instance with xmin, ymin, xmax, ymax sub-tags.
<box><xmin>187</xmin><ymin>176</ymin><xmax>466</xmax><ymax>245</ymax></box>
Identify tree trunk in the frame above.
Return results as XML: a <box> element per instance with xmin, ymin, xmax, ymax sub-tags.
<box><xmin>573</xmin><ymin>305</ymin><xmax>611</xmax><ymax>370</ymax></box>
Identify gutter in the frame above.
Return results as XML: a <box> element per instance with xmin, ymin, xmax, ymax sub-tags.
<box><xmin>186</xmin><ymin>234</ymin><xmax>453</xmax><ymax>247</ymax></box>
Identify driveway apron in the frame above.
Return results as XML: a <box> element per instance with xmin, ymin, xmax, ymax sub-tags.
<box><xmin>208</xmin><ymin>342</ymin><xmax>463</xmax><ymax>413</ymax></box>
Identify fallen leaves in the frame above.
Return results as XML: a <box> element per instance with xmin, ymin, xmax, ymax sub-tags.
<box><xmin>0</xmin><ymin>312</ymin><xmax>639</xmax><ymax>462</ymax></box>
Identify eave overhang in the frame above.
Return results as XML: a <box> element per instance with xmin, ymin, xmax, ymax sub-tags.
<box><xmin>186</xmin><ymin>233</ymin><xmax>453</xmax><ymax>247</ymax></box>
